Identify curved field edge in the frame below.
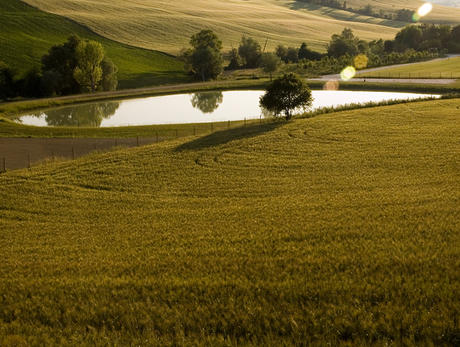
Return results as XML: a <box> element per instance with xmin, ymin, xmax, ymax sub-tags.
<box><xmin>0</xmin><ymin>0</ymin><xmax>187</xmax><ymax>89</ymax></box>
<box><xmin>0</xmin><ymin>98</ymin><xmax>459</xmax><ymax>345</ymax></box>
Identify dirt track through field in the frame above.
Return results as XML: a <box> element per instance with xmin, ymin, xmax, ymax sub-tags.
<box><xmin>0</xmin><ymin>137</ymin><xmax>160</xmax><ymax>172</ymax></box>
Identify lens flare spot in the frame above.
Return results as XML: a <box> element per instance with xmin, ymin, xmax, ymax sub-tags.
<box><xmin>323</xmin><ymin>80</ymin><xmax>339</xmax><ymax>91</ymax></box>
<box><xmin>412</xmin><ymin>13</ymin><xmax>421</xmax><ymax>22</ymax></box>
<box><xmin>418</xmin><ymin>3</ymin><xmax>433</xmax><ymax>17</ymax></box>
<box><xmin>354</xmin><ymin>54</ymin><xmax>369</xmax><ymax>70</ymax></box>
<box><xmin>340</xmin><ymin>66</ymin><xmax>356</xmax><ymax>81</ymax></box>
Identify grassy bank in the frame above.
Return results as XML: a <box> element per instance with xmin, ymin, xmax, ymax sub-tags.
<box><xmin>0</xmin><ymin>0</ymin><xmax>187</xmax><ymax>89</ymax></box>
<box><xmin>0</xmin><ymin>98</ymin><xmax>459</xmax><ymax>345</ymax></box>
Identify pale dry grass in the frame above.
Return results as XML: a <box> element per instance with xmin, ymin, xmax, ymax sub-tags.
<box><xmin>22</xmin><ymin>0</ymin><xmax>405</xmax><ymax>54</ymax></box>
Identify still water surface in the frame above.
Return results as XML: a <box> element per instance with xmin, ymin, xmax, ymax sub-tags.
<box><xmin>18</xmin><ymin>90</ymin><xmax>437</xmax><ymax>127</ymax></box>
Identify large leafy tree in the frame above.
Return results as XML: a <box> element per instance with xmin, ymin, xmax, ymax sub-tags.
<box><xmin>260</xmin><ymin>73</ymin><xmax>313</xmax><ymax>120</ymax></box>
<box><xmin>41</xmin><ymin>36</ymin><xmax>117</xmax><ymax>95</ymax></box>
<box><xmin>41</xmin><ymin>35</ymin><xmax>82</xmax><ymax>95</ymax></box>
<box><xmin>394</xmin><ymin>25</ymin><xmax>423</xmax><ymax>51</ymax></box>
<box><xmin>238</xmin><ymin>36</ymin><xmax>262</xmax><ymax>68</ymax></box>
<box><xmin>73</xmin><ymin>40</ymin><xmax>105</xmax><ymax>92</ymax></box>
<box><xmin>327</xmin><ymin>28</ymin><xmax>362</xmax><ymax>58</ymax></box>
<box><xmin>182</xmin><ymin>30</ymin><xmax>223</xmax><ymax>81</ymax></box>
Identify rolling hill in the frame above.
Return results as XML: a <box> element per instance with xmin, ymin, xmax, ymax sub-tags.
<box><xmin>0</xmin><ymin>99</ymin><xmax>459</xmax><ymax>344</ymax></box>
<box><xmin>20</xmin><ymin>0</ymin><xmax>460</xmax><ymax>55</ymax></box>
<box><xmin>0</xmin><ymin>0</ymin><xmax>187</xmax><ymax>88</ymax></box>
<box><xmin>19</xmin><ymin>0</ymin><xmax>402</xmax><ymax>54</ymax></box>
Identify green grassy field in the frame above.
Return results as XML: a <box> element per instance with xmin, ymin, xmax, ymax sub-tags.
<box><xmin>0</xmin><ymin>0</ymin><xmax>187</xmax><ymax>89</ymax></box>
<box><xmin>0</xmin><ymin>98</ymin><xmax>459</xmax><ymax>345</ymax></box>
<box><xmin>358</xmin><ymin>57</ymin><xmax>460</xmax><ymax>79</ymax></box>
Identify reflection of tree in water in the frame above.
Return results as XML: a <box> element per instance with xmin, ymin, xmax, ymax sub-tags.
<box><xmin>37</xmin><ymin>102</ymin><xmax>120</xmax><ymax>127</ymax></box>
<box><xmin>190</xmin><ymin>92</ymin><xmax>223</xmax><ymax>114</ymax></box>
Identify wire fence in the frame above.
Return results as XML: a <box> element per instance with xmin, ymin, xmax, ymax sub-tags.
<box><xmin>0</xmin><ymin>118</ymin><xmax>266</xmax><ymax>173</ymax></box>
<box><xmin>360</xmin><ymin>72</ymin><xmax>460</xmax><ymax>79</ymax></box>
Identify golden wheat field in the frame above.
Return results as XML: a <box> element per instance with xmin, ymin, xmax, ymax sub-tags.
<box><xmin>0</xmin><ymin>98</ymin><xmax>459</xmax><ymax>345</ymax></box>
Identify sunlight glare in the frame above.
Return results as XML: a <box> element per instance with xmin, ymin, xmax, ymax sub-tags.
<box><xmin>340</xmin><ymin>66</ymin><xmax>356</xmax><ymax>81</ymax></box>
<box><xmin>418</xmin><ymin>3</ymin><xmax>433</xmax><ymax>17</ymax></box>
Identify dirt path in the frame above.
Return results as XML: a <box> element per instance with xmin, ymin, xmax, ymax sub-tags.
<box><xmin>0</xmin><ymin>137</ymin><xmax>161</xmax><ymax>172</ymax></box>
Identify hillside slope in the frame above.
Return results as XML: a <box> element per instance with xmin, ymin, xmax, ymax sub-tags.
<box><xmin>20</xmin><ymin>0</ymin><xmax>460</xmax><ymax>55</ymax></box>
<box><xmin>0</xmin><ymin>0</ymin><xmax>187</xmax><ymax>88</ymax></box>
<box><xmin>21</xmin><ymin>0</ymin><xmax>403</xmax><ymax>54</ymax></box>
<box><xmin>0</xmin><ymin>99</ymin><xmax>459</xmax><ymax>344</ymax></box>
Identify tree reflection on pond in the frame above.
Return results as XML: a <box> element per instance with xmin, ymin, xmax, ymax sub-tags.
<box><xmin>33</xmin><ymin>102</ymin><xmax>120</xmax><ymax>127</ymax></box>
<box><xmin>190</xmin><ymin>92</ymin><xmax>223</xmax><ymax>114</ymax></box>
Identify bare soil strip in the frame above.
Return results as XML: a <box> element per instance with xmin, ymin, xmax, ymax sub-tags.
<box><xmin>0</xmin><ymin>137</ymin><xmax>160</xmax><ymax>171</ymax></box>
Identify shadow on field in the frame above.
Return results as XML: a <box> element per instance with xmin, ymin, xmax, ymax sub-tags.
<box><xmin>175</xmin><ymin>121</ymin><xmax>283</xmax><ymax>151</ymax></box>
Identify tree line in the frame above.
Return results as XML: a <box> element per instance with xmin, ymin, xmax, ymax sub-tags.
<box><xmin>0</xmin><ymin>35</ymin><xmax>117</xmax><ymax>101</ymax></box>
<box><xmin>180</xmin><ymin>22</ymin><xmax>460</xmax><ymax>82</ymax></box>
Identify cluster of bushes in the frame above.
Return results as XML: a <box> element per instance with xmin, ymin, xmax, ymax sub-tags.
<box><xmin>297</xmin><ymin>0</ymin><xmax>417</xmax><ymax>22</ymax></box>
<box><xmin>0</xmin><ymin>35</ymin><xmax>117</xmax><ymax>101</ymax></box>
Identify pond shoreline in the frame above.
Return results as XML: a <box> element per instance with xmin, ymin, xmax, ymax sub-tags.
<box><xmin>16</xmin><ymin>90</ymin><xmax>441</xmax><ymax>128</ymax></box>
<box><xmin>1</xmin><ymin>79</ymin><xmax>459</xmax><ymax>120</ymax></box>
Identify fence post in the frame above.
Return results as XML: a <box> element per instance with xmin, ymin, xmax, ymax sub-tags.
<box><xmin>175</xmin><ymin>129</ymin><xmax>178</xmax><ymax>138</ymax></box>
<box><xmin>72</xmin><ymin>147</ymin><xmax>75</xmax><ymax>160</ymax></box>
<box><xmin>2</xmin><ymin>157</ymin><xmax>5</xmax><ymax>173</ymax></box>
<box><xmin>136</xmin><ymin>136</ymin><xmax>139</xmax><ymax>146</ymax></box>
<box><xmin>28</xmin><ymin>153</ymin><xmax>31</xmax><ymax>169</ymax></box>
<box><xmin>244</xmin><ymin>118</ymin><xmax>246</xmax><ymax>127</ymax></box>
<box><xmin>228</xmin><ymin>120</ymin><xmax>230</xmax><ymax>129</ymax></box>
<box><xmin>193</xmin><ymin>127</ymin><xmax>196</xmax><ymax>136</ymax></box>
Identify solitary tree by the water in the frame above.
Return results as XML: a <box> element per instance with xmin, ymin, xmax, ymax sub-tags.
<box><xmin>260</xmin><ymin>73</ymin><xmax>313</xmax><ymax>120</ymax></box>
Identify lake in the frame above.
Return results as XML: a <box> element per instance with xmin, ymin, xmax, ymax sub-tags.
<box><xmin>18</xmin><ymin>90</ymin><xmax>438</xmax><ymax>127</ymax></box>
